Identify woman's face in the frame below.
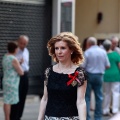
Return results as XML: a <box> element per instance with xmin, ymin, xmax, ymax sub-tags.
<box><xmin>55</xmin><ymin>41</ymin><xmax>72</xmax><ymax>63</ymax></box>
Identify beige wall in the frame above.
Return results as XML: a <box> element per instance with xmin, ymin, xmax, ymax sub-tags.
<box><xmin>75</xmin><ymin>0</ymin><xmax>120</xmax><ymax>43</ymax></box>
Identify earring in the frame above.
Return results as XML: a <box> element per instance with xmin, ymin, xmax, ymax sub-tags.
<box><xmin>71</xmin><ymin>52</ymin><xmax>73</xmax><ymax>54</ymax></box>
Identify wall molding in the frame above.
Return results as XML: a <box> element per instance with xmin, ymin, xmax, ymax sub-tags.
<box><xmin>94</xmin><ymin>33</ymin><xmax>120</xmax><ymax>39</ymax></box>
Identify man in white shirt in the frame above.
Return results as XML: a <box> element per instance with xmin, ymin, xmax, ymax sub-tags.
<box><xmin>10</xmin><ymin>35</ymin><xmax>29</xmax><ymax>120</ymax></box>
<box><xmin>82</xmin><ymin>37</ymin><xmax>110</xmax><ymax>120</ymax></box>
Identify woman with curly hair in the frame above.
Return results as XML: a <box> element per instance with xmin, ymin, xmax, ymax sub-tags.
<box><xmin>38</xmin><ymin>32</ymin><xmax>87</xmax><ymax>120</ymax></box>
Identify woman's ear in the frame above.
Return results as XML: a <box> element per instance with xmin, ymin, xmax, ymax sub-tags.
<box><xmin>71</xmin><ymin>50</ymin><xmax>73</xmax><ymax>54</ymax></box>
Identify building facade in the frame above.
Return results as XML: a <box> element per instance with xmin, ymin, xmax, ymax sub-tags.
<box><xmin>0</xmin><ymin>0</ymin><xmax>52</xmax><ymax>95</ymax></box>
<box><xmin>75</xmin><ymin>0</ymin><xmax>120</xmax><ymax>43</ymax></box>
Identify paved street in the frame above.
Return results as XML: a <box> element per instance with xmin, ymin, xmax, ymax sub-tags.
<box><xmin>0</xmin><ymin>95</ymin><xmax>40</xmax><ymax>120</ymax></box>
<box><xmin>0</xmin><ymin>95</ymin><xmax>117</xmax><ymax>120</ymax></box>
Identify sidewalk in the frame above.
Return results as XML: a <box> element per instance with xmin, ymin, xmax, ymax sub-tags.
<box><xmin>0</xmin><ymin>95</ymin><xmax>116</xmax><ymax>120</ymax></box>
<box><xmin>0</xmin><ymin>95</ymin><xmax>40</xmax><ymax>120</ymax></box>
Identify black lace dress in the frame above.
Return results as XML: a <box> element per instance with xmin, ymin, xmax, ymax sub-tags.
<box><xmin>44</xmin><ymin>66</ymin><xmax>87</xmax><ymax>120</ymax></box>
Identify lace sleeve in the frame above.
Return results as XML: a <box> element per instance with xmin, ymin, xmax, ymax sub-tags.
<box><xmin>67</xmin><ymin>67</ymin><xmax>87</xmax><ymax>87</ymax></box>
<box><xmin>44</xmin><ymin>67</ymin><xmax>51</xmax><ymax>86</ymax></box>
<box><xmin>77</xmin><ymin>67</ymin><xmax>87</xmax><ymax>87</ymax></box>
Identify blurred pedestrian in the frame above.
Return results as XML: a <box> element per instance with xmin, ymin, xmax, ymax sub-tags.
<box><xmin>10</xmin><ymin>35</ymin><xmax>29</xmax><ymax>120</ymax></box>
<box><xmin>82</xmin><ymin>37</ymin><xmax>95</xmax><ymax>111</ymax></box>
<box><xmin>82</xmin><ymin>37</ymin><xmax>110</xmax><ymax>120</ymax></box>
<box><xmin>110</xmin><ymin>36</ymin><xmax>120</xmax><ymax>54</ymax></box>
<box><xmin>82</xmin><ymin>37</ymin><xmax>88</xmax><ymax>52</ymax></box>
<box><xmin>103</xmin><ymin>40</ymin><xmax>120</xmax><ymax>116</ymax></box>
<box><xmin>110</xmin><ymin>36</ymin><xmax>120</xmax><ymax>112</ymax></box>
<box><xmin>38</xmin><ymin>32</ymin><xmax>87</xmax><ymax>120</ymax></box>
<box><xmin>2</xmin><ymin>42</ymin><xmax>23</xmax><ymax>120</ymax></box>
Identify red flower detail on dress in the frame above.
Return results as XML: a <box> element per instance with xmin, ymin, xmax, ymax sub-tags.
<box><xmin>67</xmin><ymin>71</ymin><xmax>80</xmax><ymax>86</ymax></box>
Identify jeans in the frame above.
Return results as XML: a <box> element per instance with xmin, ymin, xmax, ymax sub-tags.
<box><xmin>85</xmin><ymin>72</ymin><xmax>103</xmax><ymax>120</ymax></box>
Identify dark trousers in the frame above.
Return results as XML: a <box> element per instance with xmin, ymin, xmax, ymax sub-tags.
<box><xmin>10</xmin><ymin>73</ymin><xmax>29</xmax><ymax>120</ymax></box>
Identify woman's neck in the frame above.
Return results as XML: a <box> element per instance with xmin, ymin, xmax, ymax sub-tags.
<box><xmin>58</xmin><ymin>61</ymin><xmax>73</xmax><ymax>69</ymax></box>
<box><xmin>54</xmin><ymin>61</ymin><xmax>78</xmax><ymax>74</ymax></box>
<box><xmin>107</xmin><ymin>49</ymin><xmax>112</xmax><ymax>53</ymax></box>
<box><xmin>57</xmin><ymin>61</ymin><xmax>76</xmax><ymax>74</ymax></box>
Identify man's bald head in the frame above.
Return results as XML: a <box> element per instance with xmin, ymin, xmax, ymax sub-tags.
<box><xmin>86</xmin><ymin>37</ymin><xmax>97</xmax><ymax>48</ymax></box>
<box><xmin>110</xmin><ymin>36</ymin><xmax>119</xmax><ymax>50</ymax></box>
<box><xmin>18</xmin><ymin>35</ymin><xmax>29</xmax><ymax>50</ymax></box>
<box><xmin>87</xmin><ymin>37</ymin><xmax>97</xmax><ymax>45</ymax></box>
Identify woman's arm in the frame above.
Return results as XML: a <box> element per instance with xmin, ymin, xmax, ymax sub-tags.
<box><xmin>77</xmin><ymin>81</ymin><xmax>87</xmax><ymax>120</ymax></box>
<box><xmin>38</xmin><ymin>82</ymin><xmax>48</xmax><ymax>120</ymax></box>
<box><xmin>12</xmin><ymin>58</ymin><xmax>24</xmax><ymax>75</ymax></box>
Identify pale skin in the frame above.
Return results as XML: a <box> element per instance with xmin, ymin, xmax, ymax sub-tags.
<box><xmin>111</xmin><ymin>38</ymin><xmax>119</xmax><ymax>50</ymax></box>
<box><xmin>3</xmin><ymin>48</ymin><xmax>24</xmax><ymax>120</ymax></box>
<box><xmin>18</xmin><ymin>36</ymin><xmax>29</xmax><ymax>51</ymax></box>
<box><xmin>17</xmin><ymin>36</ymin><xmax>29</xmax><ymax>64</ymax></box>
<box><xmin>38</xmin><ymin>41</ymin><xmax>87</xmax><ymax>120</ymax></box>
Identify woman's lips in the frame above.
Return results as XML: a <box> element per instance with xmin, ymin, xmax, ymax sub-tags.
<box><xmin>57</xmin><ymin>56</ymin><xmax>63</xmax><ymax>58</ymax></box>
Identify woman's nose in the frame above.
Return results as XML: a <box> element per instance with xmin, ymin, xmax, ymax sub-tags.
<box><xmin>58</xmin><ymin>49</ymin><xmax>62</xmax><ymax>54</ymax></box>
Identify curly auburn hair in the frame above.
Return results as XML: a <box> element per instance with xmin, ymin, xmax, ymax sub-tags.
<box><xmin>47</xmin><ymin>32</ymin><xmax>84</xmax><ymax>65</ymax></box>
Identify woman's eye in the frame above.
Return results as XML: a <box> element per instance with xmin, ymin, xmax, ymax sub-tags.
<box><xmin>61</xmin><ymin>47</ymin><xmax>66</xmax><ymax>49</ymax></box>
<box><xmin>55</xmin><ymin>47</ymin><xmax>66</xmax><ymax>50</ymax></box>
<box><xmin>55</xmin><ymin>47</ymin><xmax>59</xmax><ymax>50</ymax></box>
